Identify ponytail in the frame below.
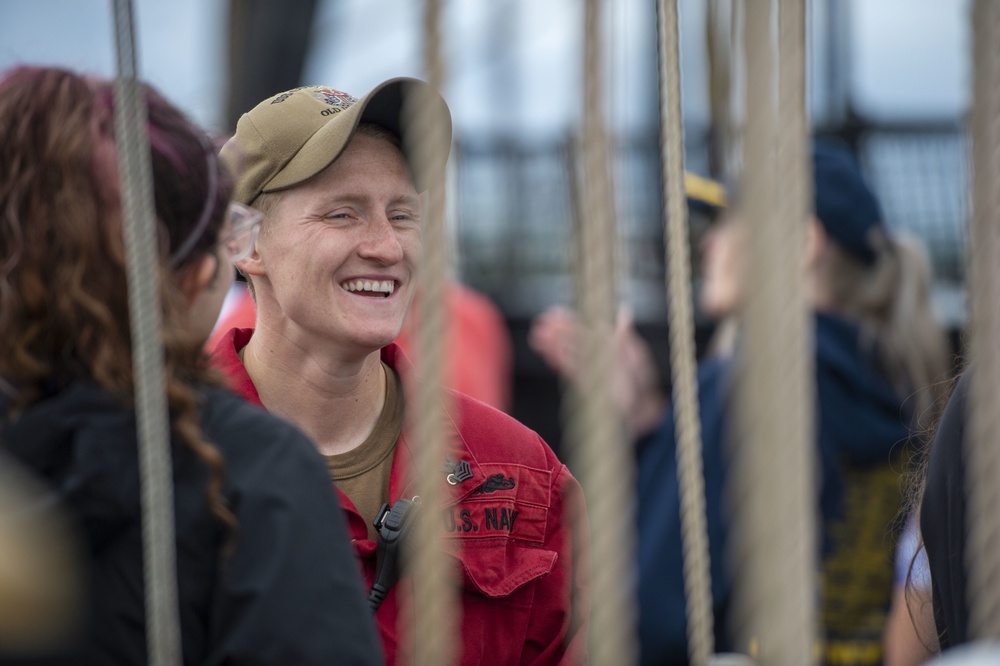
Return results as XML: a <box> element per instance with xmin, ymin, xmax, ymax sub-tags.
<box><xmin>823</xmin><ymin>233</ymin><xmax>951</xmax><ymax>428</ymax></box>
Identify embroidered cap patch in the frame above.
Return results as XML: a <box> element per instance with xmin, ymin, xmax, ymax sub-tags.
<box><xmin>311</xmin><ymin>88</ymin><xmax>357</xmax><ymax>113</ymax></box>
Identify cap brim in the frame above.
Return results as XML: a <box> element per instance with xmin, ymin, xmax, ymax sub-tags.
<box><xmin>684</xmin><ymin>171</ymin><xmax>727</xmax><ymax>210</ymax></box>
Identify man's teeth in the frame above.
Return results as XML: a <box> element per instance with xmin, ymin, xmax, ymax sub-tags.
<box><xmin>343</xmin><ymin>279</ymin><xmax>395</xmax><ymax>295</ymax></box>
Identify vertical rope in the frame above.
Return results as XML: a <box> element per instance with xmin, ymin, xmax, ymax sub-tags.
<box><xmin>568</xmin><ymin>0</ymin><xmax>638</xmax><ymax>663</ymax></box>
<box><xmin>405</xmin><ymin>0</ymin><xmax>458</xmax><ymax>664</ymax></box>
<box><xmin>110</xmin><ymin>1</ymin><xmax>181</xmax><ymax>664</ymax></box>
<box><xmin>774</xmin><ymin>0</ymin><xmax>816</xmax><ymax>656</ymax></box>
<box><xmin>655</xmin><ymin>0</ymin><xmax>714</xmax><ymax>664</ymax></box>
<box><xmin>727</xmin><ymin>1</ymin><xmax>745</xmax><ymax>176</ymax></box>
<box><xmin>965</xmin><ymin>0</ymin><xmax>1000</xmax><ymax>639</ymax></box>
<box><xmin>728</xmin><ymin>1</ymin><xmax>816</xmax><ymax>664</ymax></box>
<box><xmin>706</xmin><ymin>0</ymin><xmax>734</xmax><ymax>180</ymax></box>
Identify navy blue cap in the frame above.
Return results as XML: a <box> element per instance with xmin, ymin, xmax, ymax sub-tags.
<box><xmin>812</xmin><ymin>138</ymin><xmax>886</xmax><ymax>266</ymax></box>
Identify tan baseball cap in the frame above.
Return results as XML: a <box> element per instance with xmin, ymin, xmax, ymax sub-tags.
<box><xmin>220</xmin><ymin>77</ymin><xmax>452</xmax><ymax>205</ymax></box>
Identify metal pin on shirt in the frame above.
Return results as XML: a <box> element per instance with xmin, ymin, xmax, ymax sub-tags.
<box><xmin>442</xmin><ymin>453</ymin><xmax>473</xmax><ymax>485</ymax></box>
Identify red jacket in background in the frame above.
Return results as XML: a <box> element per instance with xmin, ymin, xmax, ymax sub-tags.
<box><xmin>212</xmin><ymin>329</ymin><xmax>589</xmax><ymax>665</ymax></box>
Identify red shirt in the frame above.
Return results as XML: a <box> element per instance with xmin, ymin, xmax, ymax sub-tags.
<box><xmin>213</xmin><ymin>328</ymin><xmax>589</xmax><ymax>665</ymax></box>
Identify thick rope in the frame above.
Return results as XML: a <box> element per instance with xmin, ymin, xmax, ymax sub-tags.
<box><xmin>655</xmin><ymin>0</ymin><xmax>715</xmax><ymax>663</ymax></box>
<box><xmin>773</xmin><ymin>0</ymin><xmax>816</xmax><ymax>654</ymax></box>
<box><xmin>728</xmin><ymin>1</ymin><xmax>815</xmax><ymax>663</ymax></box>
<box><xmin>965</xmin><ymin>0</ymin><xmax>1000</xmax><ymax>639</ymax></box>
<box><xmin>567</xmin><ymin>0</ymin><xmax>638</xmax><ymax>663</ymax></box>
<box><xmin>404</xmin><ymin>1</ymin><xmax>458</xmax><ymax>664</ymax></box>
<box><xmin>110</xmin><ymin>1</ymin><xmax>181</xmax><ymax>664</ymax></box>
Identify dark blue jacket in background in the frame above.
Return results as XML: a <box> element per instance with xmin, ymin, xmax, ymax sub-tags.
<box><xmin>634</xmin><ymin>312</ymin><xmax>912</xmax><ymax>666</ymax></box>
<box><xmin>635</xmin><ymin>354</ymin><xmax>732</xmax><ymax>666</ymax></box>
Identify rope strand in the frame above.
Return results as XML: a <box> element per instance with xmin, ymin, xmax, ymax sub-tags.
<box><xmin>729</xmin><ymin>1</ymin><xmax>815</xmax><ymax>663</ymax></box>
<box><xmin>656</xmin><ymin>0</ymin><xmax>715</xmax><ymax>663</ymax></box>
<box><xmin>567</xmin><ymin>0</ymin><xmax>638</xmax><ymax>663</ymax></box>
<box><xmin>110</xmin><ymin>1</ymin><xmax>181</xmax><ymax>664</ymax></box>
<box><xmin>965</xmin><ymin>0</ymin><xmax>1000</xmax><ymax>639</ymax></box>
<box><xmin>405</xmin><ymin>1</ymin><xmax>459</xmax><ymax>664</ymax></box>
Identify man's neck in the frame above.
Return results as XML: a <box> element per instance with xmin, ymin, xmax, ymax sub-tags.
<box><xmin>240</xmin><ymin>326</ymin><xmax>387</xmax><ymax>457</ymax></box>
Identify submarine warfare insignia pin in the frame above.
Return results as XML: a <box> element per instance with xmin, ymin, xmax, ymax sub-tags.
<box><xmin>442</xmin><ymin>453</ymin><xmax>473</xmax><ymax>485</ymax></box>
<box><xmin>472</xmin><ymin>473</ymin><xmax>516</xmax><ymax>495</ymax></box>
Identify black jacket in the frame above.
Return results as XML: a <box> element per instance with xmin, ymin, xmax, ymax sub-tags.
<box><xmin>0</xmin><ymin>381</ymin><xmax>382</xmax><ymax>665</ymax></box>
<box><xmin>920</xmin><ymin>371</ymin><xmax>970</xmax><ymax>649</ymax></box>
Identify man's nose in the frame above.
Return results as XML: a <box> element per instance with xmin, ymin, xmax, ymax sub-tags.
<box><xmin>358</xmin><ymin>215</ymin><xmax>405</xmax><ymax>263</ymax></box>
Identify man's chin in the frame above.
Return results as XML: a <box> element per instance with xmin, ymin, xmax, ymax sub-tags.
<box><xmin>353</xmin><ymin>330</ymin><xmax>404</xmax><ymax>354</ymax></box>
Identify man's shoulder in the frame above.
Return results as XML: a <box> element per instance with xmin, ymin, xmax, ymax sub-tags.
<box><xmin>448</xmin><ymin>390</ymin><xmax>562</xmax><ymax>471</ymax></box>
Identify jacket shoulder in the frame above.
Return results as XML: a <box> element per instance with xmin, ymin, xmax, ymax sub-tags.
<box><xmin>449</xmin><ymin>391</ymin><xmax>560</xmax><ymax>470</ymax></box>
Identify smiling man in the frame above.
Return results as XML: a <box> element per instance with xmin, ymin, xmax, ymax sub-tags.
<box><xmin>214</xmin><ymin>79</ymin><xmax>588</xmax><ymax>665</ymax></box>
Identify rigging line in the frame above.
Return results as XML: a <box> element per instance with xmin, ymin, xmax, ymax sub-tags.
<box><xmin>110</xmin><ymin>0</ymin><xmax>182</xmax><ymax>664</ymax></box>
<box><xmin>729</xmin><ymin>0</ymin><xmax>815</xmax><ymax>663</ymax></box>
<box><xmin>965</xmin><ymin>0</ymin><xmax>1000</xmax><ymax>639</ymax></box>
<box><xmin>655</xmin><ymin>0</ymin><xmax>715</xmax><ymax>662</ymax></box>
<box><xmin>407</xmin><ymin>1</ymin><xmax>459</xmax><ymax>664</ymax></box>
<box><xmin>568</xmin><ymin>0</ymin><xmax>639</xmax><ymax>663</ymax></box>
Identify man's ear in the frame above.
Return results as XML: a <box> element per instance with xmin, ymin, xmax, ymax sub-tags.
<box><xmin>178</xmin><ymin>254</ymin><xmax>218</xmax><ymax>304</ymax></box>
<box><xmin>235</xmin><ymin>243</ymin><xmax>265</xmax><ymax>278</ymax></box>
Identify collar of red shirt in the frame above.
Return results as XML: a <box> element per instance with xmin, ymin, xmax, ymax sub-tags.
<box><xmin>210</xmin><ymin>327</ymin><xmax>492</xmax><ymax>506</ymax></box>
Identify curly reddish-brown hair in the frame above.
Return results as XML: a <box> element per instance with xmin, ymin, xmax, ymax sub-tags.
<box><xmin>0</xmin><ymin>65</ymin><xmax>235</xmax><ymax>533</ymax></box>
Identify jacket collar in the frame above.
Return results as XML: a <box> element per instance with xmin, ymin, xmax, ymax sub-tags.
<box><xmin>213</xmin><ymin>328</ymin><xmax>489</xmax><ymax>505</ymax></box>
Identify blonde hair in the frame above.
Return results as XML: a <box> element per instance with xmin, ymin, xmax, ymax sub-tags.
<box><xmin>820</xmin><ymin>233</ymin><xmax>951</xmax><ymax>427</ymax></box>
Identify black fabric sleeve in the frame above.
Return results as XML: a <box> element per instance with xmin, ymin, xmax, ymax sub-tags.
<box><xmin>205</xmin><ymin>401</ymin><xmax>383</xmax><ymax>666</ymax></box>
<box><xmin>920</xmin><ymin>371</ymin><xmax>970</xmax><ymax>649</ymax></box>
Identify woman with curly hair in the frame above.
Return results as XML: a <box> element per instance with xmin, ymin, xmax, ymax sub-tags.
<box><xmin>0</xmin><ymin>65</ymin><xmax>380</xmax><ymax>665</ymax></box>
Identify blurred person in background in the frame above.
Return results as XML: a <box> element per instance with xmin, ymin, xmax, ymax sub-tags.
<box><xmin>531</xmin><ymin>141</ymin><xmax>950</xmax><ymax>665</ymax></box>
<box><xmin>531</xmin><ymin>171</ymin><xmax>733</xmax><ymax>664</ymax></box>
<box><xmin>531</xmin><ymin>172</ymin><xmax>731</xmax><ymax>440</ymax></box>
<box><xmin>0</xmin><ymin>449</ymin><xmax>81</xmax><ymax>654</ymax></box>
<box><xmin>0</xmin><ymin>65</ymin><xmax>380</xmax><ymax>665</ymax></box>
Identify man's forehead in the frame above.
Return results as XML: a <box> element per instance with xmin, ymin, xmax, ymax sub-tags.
<box><xmin>313</xmin><ymin>189</ymin><xmax>423</xmax><ymax>208</ymax></box>
<box><xmin>321</xmin><ymin>134</ymin><xmax>418</xmax><ymax>184</ymax></box>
